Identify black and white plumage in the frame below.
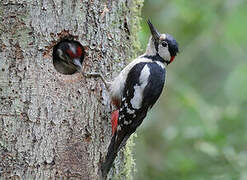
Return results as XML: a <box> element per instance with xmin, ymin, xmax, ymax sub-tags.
<box><xmin>101</xmin><ymin>20</ymin><xmax>179</xmax><ymax>177</ymax></box>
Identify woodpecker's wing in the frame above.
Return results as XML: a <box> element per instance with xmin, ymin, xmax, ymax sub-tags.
<box><xmin>102</xmin><ymin>61</ymin><xmax>166</xmax><ymax>177</ymax></box>
<box><xmin>115</xmin><ymin>61</ymin><xmax>166</xmax><ymax>149</ymax></box>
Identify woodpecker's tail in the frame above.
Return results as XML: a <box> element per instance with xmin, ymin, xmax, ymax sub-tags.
<box><xmin>101</xmin><ymin>133</ymin><xmax>118</xmax><ymax>178</ymax></box>
<box><xmin>102</xmin><ymin>110</ymin><xmax>133</xmax><ymax>178</ymax></box>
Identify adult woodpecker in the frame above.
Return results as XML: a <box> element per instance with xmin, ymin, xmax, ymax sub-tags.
<box><xmin>53</xmin><ymin>39</ymin><xmax>85</xmax><ymax>75</ymax></box>
<box><xmin>101</xmin><ymin>20</ymin><xmax>179</xmax><ymax>177</ymax></box>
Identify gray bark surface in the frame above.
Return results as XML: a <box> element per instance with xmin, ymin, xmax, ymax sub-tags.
<box><xmin>0</xmin><ymin>0</ymin><xmax>143</xmax><ymax>179</ymax></box>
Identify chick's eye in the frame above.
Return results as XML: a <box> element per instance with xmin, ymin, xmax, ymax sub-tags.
<box><xmin>162</xmin><ymin>41</ymin><xmax>168</xmax><ymax>47</ymax></box>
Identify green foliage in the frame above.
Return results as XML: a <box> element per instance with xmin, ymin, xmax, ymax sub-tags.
<box><xmin>134</xmin><ymin>0</ymin><xmax>247</xmax><ymax>179</ymax></box>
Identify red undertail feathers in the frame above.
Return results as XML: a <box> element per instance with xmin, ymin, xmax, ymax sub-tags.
<box><xmin>111</xmin><ymin>110</ymin><xmax>119</xmax><ymax>135</ymax></box>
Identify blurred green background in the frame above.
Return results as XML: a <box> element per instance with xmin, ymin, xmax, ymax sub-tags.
<box><xmin>134</xmin><ymin>0</ymin><xmax>247</xmax><ymax>179</ymax></box>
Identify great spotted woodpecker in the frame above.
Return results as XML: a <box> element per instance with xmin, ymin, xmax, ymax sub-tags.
<box><xmin>53</xmin><ymin>39</ymin><xmax>85</xmax><ymax>75</ymax></box>
<box><xmin>101</xmin><ymin>20</ymin><xmax>179</xmax><ymax>177</ymax></box>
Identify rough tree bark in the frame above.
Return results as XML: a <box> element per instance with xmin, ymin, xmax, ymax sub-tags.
<box><xmin>0</xmin><ymin>0</ymin><xmax>143</xmax><ymax>179</ymax></box>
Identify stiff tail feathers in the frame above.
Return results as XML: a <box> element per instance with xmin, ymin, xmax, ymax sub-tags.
<box><xmin>101</xmin><ymin>110</ymin><xmax>119</xmax><ymax>178</ymax></box>
<box><xmin>101</xmin><ymin>131</ymin><xmax>133</xmax><ymax>178</ymax></box>
<box><xmin>101</xmin><ymin>133</ymin><xmax>118</xmax><ymax>178</ymax></box>
<box><xmin>102</xmin><ymin>110</ymin><xmax>132</xmax><ymax>178</ymax></box>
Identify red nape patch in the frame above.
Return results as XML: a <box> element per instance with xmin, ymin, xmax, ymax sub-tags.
<box><xmin>66</xmin><ymin>49</ymin><xmax>75</xmax><ymax>58</ymax></box>
<box><xmin>76</xmin><ymin>46</ymin><xmax>82</xmax><ymax>57</ymax></box>
<box><xmin>111</xmin><ymin>110</ymin><xmax>119</xmax><ymax>135</ymax></box>
<box><xmin>170</xmin><ymin>56</ymin><xmax>175</xmax><ymax>64</ymax></box>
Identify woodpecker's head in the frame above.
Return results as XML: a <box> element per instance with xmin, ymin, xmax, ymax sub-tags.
<box><xmin>146</xmin><ymin>20</ymin><xmax>179</xmax><ymax>64</ymax></box>
<box><xmin>53</xmin><ymin>39</ymin><xmax>84</xmax><ymax>75</ymax></box>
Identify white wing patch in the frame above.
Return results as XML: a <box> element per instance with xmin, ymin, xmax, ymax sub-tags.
<box><xmin>130</xmin><ymin>65</ymin><xmax>150</xmax><ymax>109</ymax></box>
<box><xmin>110</xmin><ymin>57</ymin><xmax>152</xmax><ymax>104</ymax></box>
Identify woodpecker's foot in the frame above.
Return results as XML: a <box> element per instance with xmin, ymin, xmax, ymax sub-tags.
<box><xmin>83</xmin><ymin>72</ymin><xmax>111</xmax><ymax>89</ymax></box>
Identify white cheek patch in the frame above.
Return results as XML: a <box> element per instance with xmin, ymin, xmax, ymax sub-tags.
<box><xmin>158</xmin><ymin>45</ymin><xmax>170</xmax><ymax>61</ymax></box>
<box><xmin>130</xmin><ymin>65</ymin><xmax>150</xmax><ymax>109</ymax></box>
<box><xmin>58</xmin><ymin>49</ymin><xmax>66</xmax><ymax>60</ymax></box>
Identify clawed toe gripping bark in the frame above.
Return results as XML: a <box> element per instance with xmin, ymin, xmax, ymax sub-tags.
<box><xmin>83</xmin><ymin>72</ymin><xmax>111</xmax><ymax>90</ymax></box>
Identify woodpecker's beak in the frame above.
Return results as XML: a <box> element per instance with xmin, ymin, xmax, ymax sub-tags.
<box><xmin>73</xmin><ymin>58</ymin><xmax>82</xmax><ymax>71</ymax></box>
<box><xmin>147</xmin><ymin>20</ymin><xmax>160</xmax><ymax>43</ymax></box>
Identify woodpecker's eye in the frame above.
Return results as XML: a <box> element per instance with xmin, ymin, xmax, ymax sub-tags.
<box><xmin>162</xmin><ymin>41</ymin><xmax>167</xmax><ymax>47</ymax></box>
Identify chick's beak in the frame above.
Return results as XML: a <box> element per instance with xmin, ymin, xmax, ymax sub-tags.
<box><xmin>73</xmin><ymin>58</ymin><xmax>82</xmax><ymax>71</ymax></box>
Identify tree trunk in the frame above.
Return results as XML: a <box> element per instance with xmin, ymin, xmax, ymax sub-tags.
<box><xmin>0</xmin><ymin>0</ymin><xmax>143</xmax><ymax>179</ymax></box>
